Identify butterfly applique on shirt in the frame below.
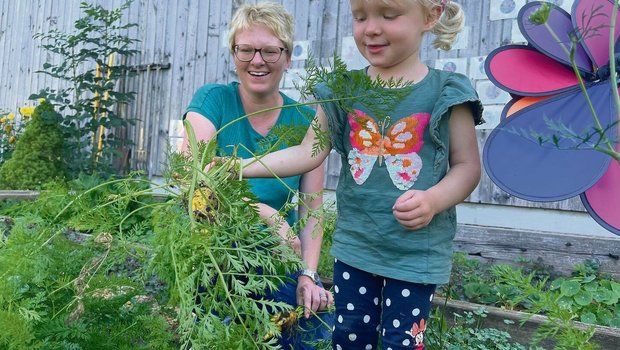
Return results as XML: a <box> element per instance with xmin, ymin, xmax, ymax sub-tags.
<box><xmin>347</xmin><ymin>109</ymin><xmax>430</xmax><ymax>190</ymax></box>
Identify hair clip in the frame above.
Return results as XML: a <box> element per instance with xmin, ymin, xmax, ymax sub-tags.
<box><xmin>440</xmin><ymin>0</ymin><xmax>448</xmax><ymax>12</ymax></box>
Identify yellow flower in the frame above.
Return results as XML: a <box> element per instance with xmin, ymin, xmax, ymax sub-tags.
<box><xmin>7</xmin><ymin>113</ymin><xmax>15</xmax><ymax>121</ymax></box>
<box><xmin>0</xmin><ymin>117</ymin><xmax>6</xmax><ymax>124</ymax></box>
<box><xmin>8</xmin><ymin>136</ymin><xmax>16</xmax><ymax>144</ymax></box>
<box><xmin>19</xmin><ymin>106</ymin><xmax>35</xmax><ymax>117</ymax></box>
<box><xmin>4</xmin><ymin>124</ymin><xmax>13</xmax><ymax>133</ymax></box>
<box><xmin>39</xmin><ymin>98</ymin><xmax>46</xmax><ymax>104</ymax></box>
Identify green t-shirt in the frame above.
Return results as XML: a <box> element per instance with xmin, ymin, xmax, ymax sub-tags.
<box><xmin>185</xmin><ymin>82</ymin><xmax>315</xmax><ymax>226</ymax></box>
<box><xmin>314</xmin><ymin>68</ymin><xmax>483</xmax><ymax>284</ymax></box>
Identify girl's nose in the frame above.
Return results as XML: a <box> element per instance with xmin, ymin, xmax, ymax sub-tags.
<box><xmin>364</xmin><ymin>18</ymin><xmax>382</xmax><ymax>36</ymax></box>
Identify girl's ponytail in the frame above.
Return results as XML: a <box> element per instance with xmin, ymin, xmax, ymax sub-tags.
<box><xmin>431</xmin><ymin>1</ymin><xmax>465</xmax><ymax>51</ymax></box>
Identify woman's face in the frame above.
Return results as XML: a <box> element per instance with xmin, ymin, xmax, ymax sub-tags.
<box><xmin>233</xmin><ymin>24</ymin><xmax>290</xmax><ymax>98</ymax></box>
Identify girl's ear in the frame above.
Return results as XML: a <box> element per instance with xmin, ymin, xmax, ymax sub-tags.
<box><xmin>424</xmin><ymin>4</ymin><xmax>442</xmax><ymax>31</ymax></box>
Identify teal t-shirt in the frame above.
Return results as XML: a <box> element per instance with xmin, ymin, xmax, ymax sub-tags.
<box><xmin>185</xmin><ymin>82</ymin><xmax>315</xmax><ymax>225</ymax></box>
<box><xmin>314</xmin><ymin>68</ymin><xmax>483</xmax><ymax>284</ymax></box>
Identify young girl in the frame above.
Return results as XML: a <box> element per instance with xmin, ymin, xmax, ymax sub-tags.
<box><xmin>240</xmin><ymin>1</ymin><xmax>483</xmax><ymax>349</ymax></box>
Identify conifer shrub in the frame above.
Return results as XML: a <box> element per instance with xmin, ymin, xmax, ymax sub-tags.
<box><xmin>0</xmin><ymin>101</ymin><xmax>66</xmax><ymax>189</ymax></box>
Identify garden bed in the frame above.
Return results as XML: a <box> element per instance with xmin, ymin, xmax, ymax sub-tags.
<box><xmin>433</xmin><ymin>296</ymin><xmax>620</xmax><ymax>350</ymax></box>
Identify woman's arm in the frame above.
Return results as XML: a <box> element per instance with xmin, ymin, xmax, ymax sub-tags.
<box><xmin>241</xmin><ymin>105</ymin><xmax>332</xmax><ymax>178</ymax></box>
<box><xmin>295</xmin><ymin>161</ymin><xmax>333</xmax><ymax>318</ymax></box>
<box><xmin>393</xmin><ymin>104</ymin><xmax>481</xmax><ymax>229</ymax></box>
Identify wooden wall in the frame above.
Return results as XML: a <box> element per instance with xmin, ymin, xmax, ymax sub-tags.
<box><xmin>0</xmin><ymin>0</ymin><xmax>584</xmax><ymax>212</ymax></box>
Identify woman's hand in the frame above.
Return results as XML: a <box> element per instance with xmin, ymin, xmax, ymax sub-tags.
<box><xmin>296</xmin><ymin>277</ymin><xmax>333</xmax><ymax>319</ymax></box>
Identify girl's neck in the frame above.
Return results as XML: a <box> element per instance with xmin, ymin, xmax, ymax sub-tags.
<box><xmin>367</xmin><ymin>60</ymin><xmax>429</xmax><ymax>84</ymax></box>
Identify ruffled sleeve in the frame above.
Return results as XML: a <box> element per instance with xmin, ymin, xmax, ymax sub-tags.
<box><xmin>432</xmin><ymin>71</ymin><xmax>484</xmax><ymax>127</ymax></box>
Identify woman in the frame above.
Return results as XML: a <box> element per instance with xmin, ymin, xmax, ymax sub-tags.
<box><xmin>182</xmin><ymin>2</ymin><xmax>333</xmax><ymax>348</ymax></box>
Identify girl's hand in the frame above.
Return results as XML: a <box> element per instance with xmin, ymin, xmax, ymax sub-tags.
<box><xmin>392</xmin><ymin>190</ymin><xmax>437</xmax><ymax>230</ymax></box>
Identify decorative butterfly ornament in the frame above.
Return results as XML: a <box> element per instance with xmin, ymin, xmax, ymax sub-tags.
<box><xmin>348</xmin><ymin>110</ymin><xmax>430</xmax><ymax>190</ymax></box>
<box><xmin>483</xmin><ymin>0</ymin><xmax>620</xmax><ymax>235</ymax></box>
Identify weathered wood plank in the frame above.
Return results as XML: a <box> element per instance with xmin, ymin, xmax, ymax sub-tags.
<box><xmin>0</xmin><ymin>190</ymin><xmax>39</xmax><ymax>200</ymax></box>
<box><xmin>455</xmin><ymin>224</ymin><xmax>620</xmax><ymax>280</ymax></box>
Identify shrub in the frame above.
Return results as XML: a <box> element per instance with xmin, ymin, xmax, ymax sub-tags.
<box><xmin>0</xmin><ymin>101</ymin><xmax>65</xmax><ymax>189</ymax></box>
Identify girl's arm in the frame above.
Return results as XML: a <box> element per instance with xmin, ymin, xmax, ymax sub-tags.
<box><xmin>241</xmin><ymin>105</ymin><xmax>332</xmax><ymax>177</ymax></box>
<box><xmin>295</xmin><ymin>161</ymin><xmax>333</xmax><ymax>317</ymax></box>
<box><xmin>393</xmin><ymin>104</ymin><xmax>481</xmax><ymax>230</ymax></box>
<box><xmin>252</xmin><ymin>203</ymin><xmax>301</xmax><ymax>255</ymax></box>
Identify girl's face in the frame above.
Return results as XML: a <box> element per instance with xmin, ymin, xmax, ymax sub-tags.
<box><xmin>350</xmin><ymin>0</ymin><xmax>436</xmax><ymax>73</ymax></box>
<box><xmin>233</xmin><ymin>24</ymin><xmax>290</xmax><ymax>98</ymax></box>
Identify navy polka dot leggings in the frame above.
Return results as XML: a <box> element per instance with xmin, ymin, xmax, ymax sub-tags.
<box><xmin>332</xmin><ymin>259</ymin><xmax>436</xmax><ymax>350</ymax></box>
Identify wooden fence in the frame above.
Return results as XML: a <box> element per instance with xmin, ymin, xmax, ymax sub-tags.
<box><xmin>0</xmin><ymin>0</ymin><xmax>586</xmax><ymax>212</ymax></box>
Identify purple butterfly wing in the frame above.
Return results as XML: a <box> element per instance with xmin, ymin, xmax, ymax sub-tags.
<box><xmin>519</xmin><ymin>1</ymin><xmax>594</xmax><ymax>77</ymax></box>
<box><xmin>483</xmin><ymin>81</ymin><xmax>615</xmax><ymax>201</ymax></box>
<box><xmin>573</xmin><ymin>0</ymin><xmax>620</xmax><ymax>68</ymax></box>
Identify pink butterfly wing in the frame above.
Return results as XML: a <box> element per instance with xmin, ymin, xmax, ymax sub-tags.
<box><xmin>384</xmin><ymin>114</ymin><xmax>430</xmax><ymax>190</ymax></box>
<box><xmin>348</xmin><ymin>111</ymin><xmax>380</xmax><ymax>185</ymax></box>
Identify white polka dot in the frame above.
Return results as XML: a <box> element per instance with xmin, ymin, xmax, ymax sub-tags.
<box><xmin>382</xmin><ymin>328</ymin><xmax>386</xmax><ymax>336</ymax></box>
<box><xmin>393</xmin><ymin>319</ymin><xmax>400</xmax><ymax>328</ymax></box>
<box><xmin>363</xmin><ymin>315</ymin><xmax>371</xmax><ymax>323</ymax></box>
<box><xmin>412</xmin><ymin>308</ymin><xmax>420</xmax><ymax>316</ymax></box>
<box><xmin>403</xmin><ymin>339</ymin><xmax>411</xmax><ymax>346</ymax></box>
<box><xmin>359</xmin><ymin>286</ymin><xmax>367</xmax><ymax>294</ymax></box>
<box><xmin>429</xmin><ymin>293</ymin><xmax>434</xmax><ymax>302</ymax></box>
<box><xmin>365</xmin><ymin>345</ymin><xmax>372</xmax><ymax>350</ymax></box>
<box><xmin>338</xmin><ymin>315</ymin><xmax>343</xmax><ymax>323</ymax></box>
<box><xmin>385</xmin><ymin>298</ymin><xmax>391</xmax><ymax>306</ymax></box>
<box><xmin>347</xmin><ymin>303</ymin><xmax>355</xmax><ymax>310</ymax></box>
<box><xmin>387</xmin><ymin>347</ymin><xmax>393</xmax><ymax>350</ymax></box>
<box><xmin>342</xmin><ymin>272</ymin><xmax>350</xmax><ymax>280</ymax></box>
<box><xmin>402</xmin><ymin>289</ymin><xmax>411</xmax><ymax>297</ymax></box>
<box><xmin>333</xmin><ymin>325</ymin><xmax>335</xmax><ymax>331</ymax></box>
<box><xmin>349</xmin><ymin>333</ymin><xmax>357</xmax><ymax>341</ymax></box>
<box><xmin>336</xmin><ymin>345</ymin><xmax>342</xmax><ymax>350</ymax></box>
<box><xmin>335</xmin><ymin>285</ymin><xmax>339</xmax><ymax>293</ymax></box>
<box><xmin>373</xmin><ymin>297</ymin><xmax>379</xmax><ymax>305</ymax></box>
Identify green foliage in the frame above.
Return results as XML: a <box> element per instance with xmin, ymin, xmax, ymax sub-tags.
<box><xmin>316</xmin><ymin>208</ymin><xmax>336</xmax><ymax>279</ymax></box>
<box><xmin>0</xmin><ymin>175</ymin><xmax>176</xmax><ymax>349</ymax></box>
<box><xmin>427</xmin><ymin>307</ymin><xmax>544</xmax><ymax>350</ymax></box>
<box><xmin>0</xmin><ymin>101</ymin><xmax>65</xmax><ymax>190</ymax></box>
<box><xmin>442</xmin><ymin>254</ymin><xmax>620</xmax><ymax>349</ymax></box>
<box><xmin>151</xmin><ymin>140</ymin><xmax>307</xmax><ymax>349</ymax></box>
<box><xmin>30</xmin><ymin>1</ymin><xmax>139</xmax><ymax>178</ymax></box>
<box><xmin>550</xmin><ymin>262</ymin><xmax>620</xmax><ymax>328</ymax></box>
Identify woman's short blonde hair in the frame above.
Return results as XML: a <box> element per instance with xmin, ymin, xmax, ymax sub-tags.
<box><xmin>228</xmin><ymin>2</ymin><xmax>294</xmax><ymax>54</ymax></box>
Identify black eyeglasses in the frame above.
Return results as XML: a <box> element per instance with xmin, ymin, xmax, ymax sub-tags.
<box><xmin>233</xmin><ymin>44</ymin><xmax>287</xmax><ymax>63</ymax></box>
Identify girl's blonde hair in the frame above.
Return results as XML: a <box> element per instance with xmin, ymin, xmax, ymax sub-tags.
<box><xmin>228</xmin><ymin>2</ymin><xmax>294</xmax><ymax>55</ymax></box>
<box><xmin>419</xmin><ymin>0</ymin><xmax>465</xmax><ymax>51</ymax></box>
